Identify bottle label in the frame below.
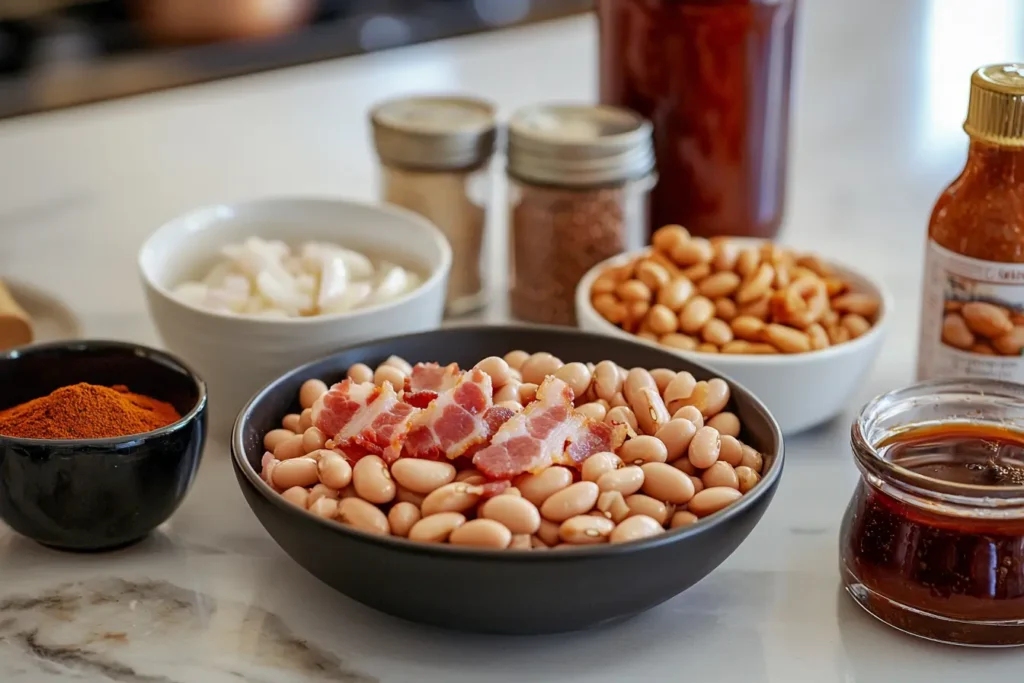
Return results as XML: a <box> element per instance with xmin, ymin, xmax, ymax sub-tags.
<box><xmin>918</xmin><ymin>240</ymin><xmax>1024</xmax><ymax>381</ymax></box>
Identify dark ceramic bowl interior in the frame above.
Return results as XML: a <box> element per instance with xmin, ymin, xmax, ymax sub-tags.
<box><xmin>0</xmin><ymin>340</ymin><xmax>207</xmax><ymax>551</ymax></box>
<box><xmin>233</xmin><ymin>325</ymin><xmax>784</xmax><ymax>635</ymax></box>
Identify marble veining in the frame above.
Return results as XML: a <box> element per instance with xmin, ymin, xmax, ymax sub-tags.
<box><xmin>0</xmin><ymin>578</ymin><xmax>375</xmax><ymax>683</ymax></box>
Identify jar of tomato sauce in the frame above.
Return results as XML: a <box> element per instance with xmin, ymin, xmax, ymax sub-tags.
<box><xmin>841</xmin><ymin>379</ymin><xmax>1024</xmax><ymax>646</ymax></box>
<box><xmin>919</xmin><ymin>65</ymin><xmax>1024</xmax><ymax>381</ymax></box>
<box><xmin>596</xmin><ymin>0</ymin><xmax>797</xmax><ymax>240</ymax></box>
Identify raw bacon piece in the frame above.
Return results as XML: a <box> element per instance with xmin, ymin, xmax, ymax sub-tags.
<box><xmin>402</xmin><ymin>368</ymin><xmax>494</xmax><ymax>461</ymax></box>
<box><xmin>404</xmin><ymin>362</ymin><xmax>461</xmax><ymax>408</ymax></box>
<box><xmin>313</xmin><ymin>380</ymin><xmax>420</xmax><ymax>463</ymax></box>
<box><xmin>472</xmin><ymin>377</ymin><xmax>626</xmax><ymax>479</ymax></box>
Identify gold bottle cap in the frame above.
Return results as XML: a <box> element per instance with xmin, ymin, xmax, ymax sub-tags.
<box><xmin>964</xmin><ymin>64</ymin><xmax>1024</xmax><ymax>147</ymax></box>
<box><xmin>370</xmin><ymin>95</ymin><xmax>497</xmax><ymax>171</ymax></box>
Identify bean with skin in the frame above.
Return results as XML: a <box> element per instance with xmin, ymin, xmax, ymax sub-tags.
<box><xmin>605</xmin><ymin>406</ymin><xmax>639</xmax><ymax>432</ymax></box>
<box><xmin>339</xmin><ymin>484</ymin><xmax>359</xmax><ymax>499</ymax></box>
<box><xmin>577</xmin><ymin>402</ymin><xmax>608</xmax><ymax>421</ymax></box>
<box><xmin>515</xmin><ymin>466</ymin><xmax>573</xmax><ymax>506</ymax></box>
<box><xmin>596</xmin><ymin>466</ymin><xmax>645</xmax><ymax>495</ymax></box>
<box><xmin>408</xmin><ymin>512</ymin><xmax>465</xmax><ymax>542</ymax></box>
<box><xmin>610</xmin><ymin>515</ymin><xmax>664</xmax><ymax>543</ymax></box>
<box><xmin>302</xmin><ymin>427</ymin><xmax>327</xmax><ymax>454</ymax></box>
<box><xmin>474</xmin><ymin>356</ymin><xmax>514</xmax><ymax>388</ymax></box>
<box><xmin>540</xmin><ymin>481</ymin><xmax>600</xmax><ymax>523</ymax></box>
<box><xmin>374</xmin><ymin>364</ymin><xmax>406</xmax><ymax>390</ymax></box>
<box><xmin>317</xmin><ymin>451</ymin><xmax>352</xmax><ymax>489</ymax></box>
<box><xmin>480</xmin><ymin>495</ymin><xmax>542</xmax><ymax>534</ymax></box>
<box><xmin>274</xmin><ymin>434</ymin><xmax>306</xmax><ymax>461</ymax></box>
<box><xmin>272</xmin><ymin>457</ymin><xmax>319</xmax><ymax>489</ymax></box>
<box><xmin>264</xmin><ymin>428</ymin><xmax>295</xmax><ymax>452</ymax></box>
<box><xmin>337</xmin><ymin>498</ymin><xmax>391</xmax><ymax>535</ymax></box>
<box><xmin>593</xmin><ymin>360</ymin><xmax>624</xmax><ymax>402</ymax></box>
<box><xmin>518</xmin><ymin>383</ymin><xmax>539</xmax><ymax>404</ymax></box>
<box><xmin>619</xmin><ymin>436</ymin><xmax>669</xmax><ymax>465</ymax></box>
<box><xmin>718</xmin><ymin>435</ymin><xmax>744</xmax><ymax>467</ymax></box>
<box><xmin>673</xmin><ymin>405</ymin><xmax>704</xmax><ymax>429</ymax></box>
<box><xmin>390</xmin><ymin>459</ymin><xmax>457</xmax><ymax>494</ymax></box>
<box><xmin>560</xmin><ymin>515</ymin><xmax>615</xmax><ymax>544</ymax></box>
<box><xmin>494</xmin><ymin>382</ymin><xmax>521</xmax><ymax>404</ymax></box>
<box><xmin>706</xmin><ymin>412</ymin><xmax>740</xmax><ymax>438</ymax></box>
<box><xmin>308</xmin><ymin>497</ymin><xmax>339</xmax><ymax>519</ymax></box>
<box><xmin>352</xmin><ymin>455</ymin><xmax>396</xmax><ymax>504</ymax></box>
<box><xmin>736</xmin><ymin>466</ymin><xmax>760</xmax><ymax>493</ymax></box>
<box><xmin>521</xmin><ymin>352</ymin><xmax>563</xmax><ymax>385</ymax></box>
<box><xmin>623</xmin><ymin>368</ymin><xmax>657</xmax><ymax>405</ymax></box>
<box><xmin>740</xmin><ymin>445</ymin><xmax>764</xmax><ymax>473</ymax></box>
<box><xmin>308</xmin><ymin>483</ymin><xmax>339</xmax><ymax>504</ymax></box>
<box><xmin>395</xmin><ymin>486</ymin><xmax>425</xmax><ymax>506</ymax></box>
<box><xmin>554</xmin><ymin>362</ymin><xmax>593</xmax><ymax>400</ymax></box>
<box><xmin>450</xmin><ymin>519</ymin><xmax>513</xmax><ymax>548</ymax></box>
<box><xmin>640</xmin><ymin>462</ymin><xmax>696</xmax><ymax>504</ymax></box>
<box><xmin>679</xmin><ymin>296</ymin><xmax>715</xmax><ymax>334</ymax></box>
<box><xmin>688</xmin><ymin>426</ymin><xmax>722</xmax><ymax>469</ymax></box>
<box><xmin>671</xmin><ymin>511</ymin><xmax>700</xmax><ymax>528</ymax></box>
<box><xmin>581</xmin><ymin>452</ymin><xmax>623</xmax><ymax>482</ymax></box>
<box><xmin>672</xmin><ymin>457</ymin><xmax>697</xmax><ymax>475</ymax></box>
<box><xmin>282</xmin><ymin>413</ymin><xmax>301</xmax><ymax>433</ymax></box>
<box><xmin>510</xmin><ymin>534</ymin><xmax>532</xmax><ymax>549</ymax></box>
<box><xmin>688</xmin><ymin>487</ymin><xmax>743</xmax><ymax>518</ymax></box>
<box><xmin>496</xmin><ymin>400</ymin><xmax>525</xmax><ymax>413</ymax></box>
<box><xmin>663</xmin><ymin>372</ymin><xmax>697</xmax><ymax>405</ymax></box>
<box><xmin>347</xmin><ymin>363</ymin><xmax>374</xmax><ymax>384</ymax></box>
<box><xmin>649</xmin><ymin>369</ymin><xmax>676</xmax><ymax>394</ymax></box>
<box><xmin>388</xmin><ymin>502</ymin><xmax>421</xmax><ymax>538</ymax></box>
<box><xmin>702</xmin><ymin>461</ymin><xmax>739</xmax><ymax>489</ymax></box>
<box><xmin>689</xmin><ymin>475</ymin><xmax>704</xmax><ymax>495</ymax></box>
<box><xmin>596</xmin><ymin>490</ymin><xmax>631</xmax><ymax>523</ymax></box>
<box><xmin>455</xmin><ymin>469</ymin><xmax>486</xmax><ymax>483</ymax></box>
<box><xmin>298</xmin><ymin>409</ymin><xmax>313</xmax><ymax>432</ymax></box>
<box><xmin>628</xmin><ymin>385</ymin><xmax>671</xmax><ymax>435</ymax></box>
<box><xmin>503</xmin><ymin>349</ymin><xmax>530</xmax><ymax>370</ymax></box>
<box><xmin>537</xmin><ymin>518</ymin><xmax>561</xmax><ymax>546</ymax></box>
<box><xmin>421</xmin><ymin>482</ymin><xmax>481</xmax><ymax>516</ymax></box>
<box><xmin>624</xmin><ymin>494</ymin><xmax>672</xmax><ymax>525</ymax></box>
<box><xmin>280</xmin><ymin>486</ymin><xmax>309</xmax><ymax>508</ymax></box>
<box><xmin>381</xmin><ymin>355</ymin><xmax>413</xmax><ymax>375</ymax></box>
<box><xmin>300</xmin><ymin>379</ymin><xmax>329</xmax><ymax>410</ymax></box>
<box><xmin>655</xmin><ymin>419</ymin><xmax>697</xmax><ymax>462</ymax></box>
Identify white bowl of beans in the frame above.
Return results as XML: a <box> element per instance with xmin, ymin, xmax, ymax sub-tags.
<box><xmin>139</xmin><ymin>197</ymin><xmax>452</xmax><ymax>437</ymax></box>
<box><xmin>232</xmin><ymin>325</ymin><xmax>784</xmax><ymax>635</ymax></box>
<box><xmin>576</xmin><ymin>228</ymin><xmax>892</xmax><ymax>434</ymax></box>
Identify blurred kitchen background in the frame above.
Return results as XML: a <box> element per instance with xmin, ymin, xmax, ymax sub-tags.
<box><xmin>0</xmin><ymin>0</ymin><xmax>589</xmax><ymax>118</ymax></box>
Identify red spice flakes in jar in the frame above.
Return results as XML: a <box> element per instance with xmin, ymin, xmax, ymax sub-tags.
<box><xmin>506</xmin><ymin>104</ymin><xmax>655</xmax><ymax>326</ymax></box>
<box><xmin>919</xmin><ymin>64</ymin><xmax>1024</xmax><ymax>381</ymax></box>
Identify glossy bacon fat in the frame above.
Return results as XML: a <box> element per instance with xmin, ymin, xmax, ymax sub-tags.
<box><xmin>312</xmin><ymin>365</ymin><xmax>620</xmax><ymax>478</ymax></box>
<box><xmin>472</xmin><ymin>377</ymin><xmax>626</xmax><ymax>480</ymax></box>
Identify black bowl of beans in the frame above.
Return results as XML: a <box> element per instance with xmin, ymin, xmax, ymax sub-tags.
<box><xmin>231</xmin><ymin>325</ymin><xmax>783</xmax><ymax>634</ymax></box>
<box><xmin>0</xmin><ymin>340</ymin><xmax>208</xmax><ymax>551</ymax></box>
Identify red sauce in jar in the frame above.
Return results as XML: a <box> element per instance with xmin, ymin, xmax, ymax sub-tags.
<box><xmin>842</xmin><ymin>423</ymin><xmax>1024</xmax><ymax>645</ymax></box>
<box><xmin>597</xmin><ymin>0</ymin><xmax>797</xmax><ymax>240</ymax></box>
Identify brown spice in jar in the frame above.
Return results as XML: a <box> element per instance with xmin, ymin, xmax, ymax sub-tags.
<box><xmin>511</xmin><ymin>183</ymin><xmax>638</xmax><ymax>326</ymax></box>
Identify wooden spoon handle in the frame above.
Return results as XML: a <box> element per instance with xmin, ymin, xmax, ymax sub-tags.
<box><xmin>0</xmin><ymin>279</ymin><xmax>33</xmax><ymax>350</ymax></box>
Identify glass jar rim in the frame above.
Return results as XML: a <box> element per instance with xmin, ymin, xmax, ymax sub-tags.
<box><xmin>852</xmin><ymin>377</ymin><xmax>1024</xmax><ymax>508</ymax></box>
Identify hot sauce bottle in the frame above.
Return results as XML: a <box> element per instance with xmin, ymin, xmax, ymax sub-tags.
<box><xmin>918</xmin><ymin>64</ymin><xmax>1024</xmax><ymax>381</ymax></box>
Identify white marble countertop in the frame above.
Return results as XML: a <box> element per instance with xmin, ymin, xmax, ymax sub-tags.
<box><xmin>2</xmin><ymin>2</ymin><xmax>1024</xmax><ymax>680</ymax></box>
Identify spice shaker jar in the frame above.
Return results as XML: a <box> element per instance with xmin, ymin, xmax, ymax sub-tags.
<box><xmin>918</xmin><ymin>65</ymin><xmax>1024</xmax><ymax>381</ymax></box>
<box><xmin>597</xmin><ymin>0</ymin><xmax>797</xmax><ymax>240</ymax></box>
<box><xmin>371</xmin><ymin>95</ymin><xmax>497</xmax><ymax>316</ymax></box>
<box><xmin>506</xmin><ymin>104</ymin><xmax>655</xmax><ymax>326</ymax></box>
<box><xmin>841</xmin><ymin>378</ymin><xmax>1024</xmax><ymax>646</ymax></box>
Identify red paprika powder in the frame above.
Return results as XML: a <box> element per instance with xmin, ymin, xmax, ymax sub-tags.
<box><xmin>0</xmin><ymin>383</ymin><xmax>181</xmax><ymax>440</ymax></box>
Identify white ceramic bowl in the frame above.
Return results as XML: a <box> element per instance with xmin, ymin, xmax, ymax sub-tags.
<box><xmin>139</xmin><ymin>197</ymin><xmax>451</xmax><ymax>437</ymax></box>
<box><xmin>576</xmin><ymin>248</ymin><xmax>892</xmax><ymax>435</ymax></box>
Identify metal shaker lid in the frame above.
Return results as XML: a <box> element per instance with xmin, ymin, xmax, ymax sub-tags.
<box><xmin>506</xmin><ymin>104</ymin><xmax>655</xmax><ymax>187</ymax></box>
<box><xmin>370</xmin><ymin>95</ymin><xmax>498</xmax><ymax>171</ymax></box>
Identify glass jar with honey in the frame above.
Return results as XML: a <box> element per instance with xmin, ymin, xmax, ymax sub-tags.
<box><xmin>918</xmin><ymin>65</ymin><xmax>1024</xmax><ymax>381</ymax></box>
<box><xmin>841</xmin><ymin>378</ymin><xmax>1024</xmax><ymax>646</ymax></box>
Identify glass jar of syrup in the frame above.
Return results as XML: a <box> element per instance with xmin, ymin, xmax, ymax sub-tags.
<box><xmin>841</xmin><ymin>378</ymin><xmax>1024</xmax><ymax>646</ymax></box>
<box><xmin>596</xmin><ymin>0</ymin><xmax>797</xmax><ymax>240</ymax></box>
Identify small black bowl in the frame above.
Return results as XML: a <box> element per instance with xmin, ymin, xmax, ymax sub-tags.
<box><xmin>0</xmin><ymin>340</ymin><xmax>207</xmax><ymax>551</ymax></box>
<box><xmin>232</xmin><ymin>325</ymin><xmax>784</xmax><ymax>635</ymax></box>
